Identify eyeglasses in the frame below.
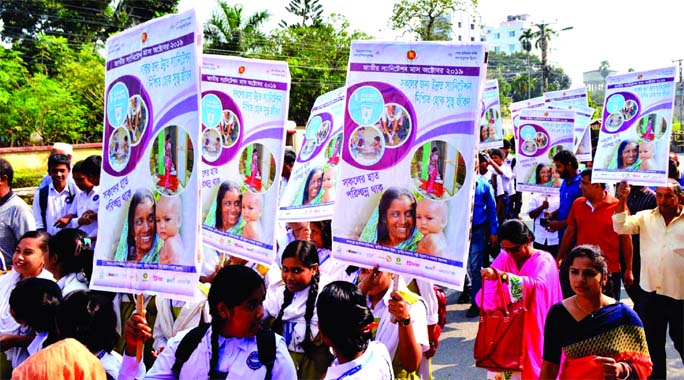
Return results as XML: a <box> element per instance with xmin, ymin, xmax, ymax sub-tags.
<box><xmin>502</xmin><ymin>244</ymin><xmax>524</xmax><ymax>253</ymax></box>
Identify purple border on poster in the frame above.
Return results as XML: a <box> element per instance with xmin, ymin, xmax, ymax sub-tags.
<box><xmin>608</xmin><ymin>77</ymin><xmax>675</xmax><ymax>89</ymax></box>
<box><xmin>201</xmin><ymin>74</ymin><xmax>289</xmax><ymax>91</ymax></box>
<box><xmin>348</xmin><ymin>63</ymin><xmax>480</xmax><ymax>76</ymax></box>
<box><xmin>106</xmin><ymin>32</ymin><xmax>195</xmax><ymax>70</ymax></box>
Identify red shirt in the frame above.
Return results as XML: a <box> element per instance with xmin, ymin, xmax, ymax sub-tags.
<box><xmin>566</xmin><ymin>194</ymin><xmax>621</xmax><ymax>272</ymax></box>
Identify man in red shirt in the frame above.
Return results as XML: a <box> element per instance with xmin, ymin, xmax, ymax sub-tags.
<box><xmin>557</xmin><ymin>169</ymin><xmax>634</xmax><ymax>299</ymax></box>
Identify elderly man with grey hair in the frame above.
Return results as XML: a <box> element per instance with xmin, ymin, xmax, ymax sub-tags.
<box><xmin>0</xmin><ymin>158</ymin><xmax>36</xmax><ymax>270</ymax></box>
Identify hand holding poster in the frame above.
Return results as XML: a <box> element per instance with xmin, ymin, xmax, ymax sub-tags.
<box><xmin>479</xmin><ymin>79</ymin><xmax>503</xmax><ymax>149</ymax></box>
<box><xmin>592</xmin><ymin>67</ymin><xmax>676</xmax><ymax>185</ymax></box>
<box><xmin>200</xmin><ymin>55</ymin><xmax>290</xmax><ymax>266</ymax></box>
<box><xmin>332</xmin><ymin>41</ymin><xmax>487</xmax><ymax>289</ymax></box>
<box><xmin>92</xmin><ymin>9</ymin><xmax>201</xmax><ymax>299</ymax></box>
<box><xmin>515</xmin><ymin>109</ymin><xmax>574</xmax><ymax>194</ymax></box>
<box><xmin>279</xmin><ymin>87</ymin><xmax>345</xmax><ymax>221</ymax></box>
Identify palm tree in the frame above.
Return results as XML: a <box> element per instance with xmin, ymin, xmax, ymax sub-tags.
<box><xmin>529</xmin><ymin>24</ymin><xmax>571</xmax><ymax>92</ymax></box>
<box><xmin>519</xmin><ymin>28</ymin><xmax>535</xmax><ymax>98</ymax></box>
<box><xmin>204</xmin><ymin>1</ymin><xmax>269</xmax><ymax>55</ymax></box>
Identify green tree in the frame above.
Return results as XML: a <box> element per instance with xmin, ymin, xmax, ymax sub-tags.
<box><xmin>260</xmin><ymin>15</ymin><xmax>369</xmax><ymax>124</ymax></box>
<box><xmin>487</xmin><ymin>51</ymin><xmax>570</xmax><ymax>102</ymax></box>
<box><xmin>280</xmin><ymin>0</ymin><xmax>324</xmax><ymax>28</ymax></box>
<box><xmin>204</xmin><ymin>1</ymin><xmax>270</xmax><ymax>55</ymax></box>
<box><xmin>389</xmin><ymin>0</ymin><xmax>477</xmax><ymax>41</ymax></box>
<box><xmin>0</xmin><ymin>47</ymin><xmax>31</xmax><ymax>146</ymax></box>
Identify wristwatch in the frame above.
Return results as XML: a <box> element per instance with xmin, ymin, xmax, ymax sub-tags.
<box><xmin>398</xmin><ymin>316</ymin><xmax>411</xmax><ymax>327</ymax></box>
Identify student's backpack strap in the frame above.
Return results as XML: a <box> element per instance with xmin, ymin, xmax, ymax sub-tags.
<box><xmin>39</xmin><ymin>185</ymin><xmax>49</xmax><ymax>229</ymax></box>
<box><xmin>256</xmin><ymin>328</ymin><xmax>276</xmax><ymax>380</ymax></box>
<box><xmin>172</xmin><ymin>322</ymin><xmax>211</xmax><ymax>377</ymax></box>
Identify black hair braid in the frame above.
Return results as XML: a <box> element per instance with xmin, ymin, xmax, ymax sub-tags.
<box><xmin>301</xmin><ymin>271</ymin><xmax>320</xmax><ymax>355</ymax></box>
<box><xmin>207</xmin><ymin>319</ymin><xmax>222</xmax><ymax>379</ymax></box>
<box><xmin>272</xmin><ymin>288</ymin><xmax>294</xmax><ymax>335</ymax></box>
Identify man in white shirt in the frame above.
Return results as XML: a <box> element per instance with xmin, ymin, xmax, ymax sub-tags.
<box><xmin>37</xmin><ymin>142</ymin><xmax>74</xmax><ymax>189</ymax></box>
<box><xmin>33</xmin><ymin>154</ymin><xmax>79</xmax><ymax>235</ymax></box>
<box><xmin>613</xmin><ymin>179</ymin><xmax>684</xmax><ymax>379</ymax></box>
<box><xmin>525</xmin><ymin>192</ymin><xmax>560</xmax><ymax>258</ymax></box>
<box><xmin>0</xmin><ymin>158</ymin><xmax>35</xmax><ymax>269</ymax></box>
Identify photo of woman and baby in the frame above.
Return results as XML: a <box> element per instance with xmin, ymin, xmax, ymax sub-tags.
<box><xmin>113</xmin><ymin>188</ymin><xmax>185</xmax><ymax>265</ymax></box>
<box><xmin>204</xmin><ymin>180</ymin><xmax>265</xmax><ymax>242</ymax></box>
<box><xmin>239</xmin><ymin>143</ymin><xmax>276</xmax><ymax>193</ymax></box>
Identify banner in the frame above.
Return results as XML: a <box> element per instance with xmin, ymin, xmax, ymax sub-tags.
<box><xmin>200</xmin><ymin>55</ymin><xmax>290</xmax><ymax>266</ymax></box>
<box><xmin>332</xmin><ymin>41</ymin><xmax>487</xmax><ymax>289</ymax></box>
<box><xmin>92</xmin><ymin>10</ymin><xmax>201</xmax><ymax>299</ymax></box>
<box><xmin>515</xmin><ymin>109</ymin><xmax>574</xmax><ymax>194</ymax></box>
<box><xmin>511</xmin><ymin>96</ymin><xmax>545</xmax><ymax>140</ymax></box>
<box><xmin>544</xmin><ymin>87</ymin><xmax>588</xmax><ymax>109</ymax></box>
<box><xmin>548</xmin><ymin>104</ymin><xmax>594</xmax><ymax>162</ymax></box>
<box><xmin>279</xmin><ymin>87</ymin><xmax>345</xmax><ymax>222</ymax></box>
<box><xmin>479</xmin><ymin>79</ymin><xmax>503</xmax><ymax>149</ymax></box>
<box><xmin>592</xmin><ymin>67</ymin><xmax>676</xmax><ymax>186</ymax></box>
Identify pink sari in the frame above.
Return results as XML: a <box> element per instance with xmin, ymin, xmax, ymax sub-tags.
<box><xmin>476</xmin><ymin>250</ymin><xmax>563</xmax><ymax>380</ymax></box>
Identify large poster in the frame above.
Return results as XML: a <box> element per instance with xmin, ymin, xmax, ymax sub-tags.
<box><xmin>479</xmin><ymin>79</ymin><xmax>503</xmax><ymax>149</ymax></box>
<box><xmin>200</xmin><ymin>55</ymin><xmax>290</xmax><ymax>266</ymax></box>
<box><xmin>592</xmin><ymin>67</ymin><xmax>676</xmax><ymax>185</ymax></box>
<box><xmin>92</xmin><ymin>10</ymin><xmax>201</xmax><ymax>299</ymax></box>
<box><xmin>332</xmin><ymin>41</ymin><xmax>487</xmax><ymax>289</ymax></box>
<box><xmin>544</xmin><ymin>87</ymin><xmax>588</xmax><ymax>109</ymax></box>
<box><xmin>279</xmin><ymin>87</ymin><xmax>345</xmax><ymax>222</ymax></box>
<box><xmin>511</xmin><ymin>96</ymin><xmax>545</xmax><ymax>140</ymax></box>
<box><xmin>515</xmin><ymin>109</ymin><xmax>574</xmax><ymax>194</ymax></box>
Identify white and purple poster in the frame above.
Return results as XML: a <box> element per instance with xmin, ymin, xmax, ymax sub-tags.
<box><xmin>511</xmin><ymin>96</ymin><xmax>545</xmax><ymax>140</ymax></box>
<box><xmin>551</xmin><ymin>105</ymin><xmax>594</xmax><ymax>162</ymax></box>
<box><xmin>592</xmin><ymin>67</ymin><xmax>676</xmax><ymax>185</ymax></box>
<box><xmin>544</xmin><ymin>87</ymin><xmax>588</xmax><ymax>109</ymax></box>
<box><xmin>200</xmin><ymin>55</ymin><xmax>290</xmax><ymax>266</ymax></box>
<box><xmin>515</xmin><ymin>109</ymin><xmax>574</xmax><ymax>194</ymax></box>
<box><xmin>332</xmin><ymin>41</ymin><xmax>487</xmax><ymax>290</ymax></box>
<box><xmin>479</xmin><ymin>79</ymin><xmax>503</xmax><ymax>149</ymax></box>
<box><xmin>92</xmin><ymin>10</ymin><xmax>202</xmax><ymax>299</ymax></box>
<box><xmin>279</xmin><ymin>87</ymin><xmax>345</xmax><ymax>222</ymax></box>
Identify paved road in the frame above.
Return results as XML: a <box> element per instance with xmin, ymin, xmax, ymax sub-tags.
<box><xmin>432</xmin><ymin>288</ymin><xmax>684</xmax><ymax>379</ymax></box>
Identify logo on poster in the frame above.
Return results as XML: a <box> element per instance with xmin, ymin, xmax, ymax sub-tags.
<box><xmin>142</xmin><ymin>272</ymin><xmax>149</xmax><ymax>281</ymax></box>
<box><xmin>406</xmin><ymin>260</ymin><xmax>420</xmax><ymax>267</ymax></box>
<box><xmin>239</xmin><ymin>66</ymin><xmax>246</xmax><ymax>74</ymax></box>
<box><xmin>385</xmin><ymin>255</ymin><xmax>392</xmax><ymax>263</ymax></box>
<box><xmin>406</xmin><ymin>50</ymin><xmax>416</xmax><ymax>60</ymax></box>
<box><xmin>141</xmin><ymin>32</ymin><xmax>148</xmax><ymax>43</ymax></box>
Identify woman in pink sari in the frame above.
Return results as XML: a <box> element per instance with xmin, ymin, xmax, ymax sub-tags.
<box><xmin>476</xmin><ymin>219</ymin><xmax>563</xmax><ymax>380</ymax></box>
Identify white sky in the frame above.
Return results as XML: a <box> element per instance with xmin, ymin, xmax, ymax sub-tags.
<box><xmin>181</xmin><ymin>0</ymin><xmax>682</xmax><ymax>86</ymax></box>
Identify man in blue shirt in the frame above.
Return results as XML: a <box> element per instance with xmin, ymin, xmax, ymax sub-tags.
<box><xmin>547</xmin><ymin>150</ymin><xmax>581</xmax><ymax>245</ymax></box>
<box><xmin>465</xmin><ymin>164</ymin><xmax>499</xmax><ymax>318</ymax></box>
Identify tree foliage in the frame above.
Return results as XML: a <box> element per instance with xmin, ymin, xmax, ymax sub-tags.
<box><xmin>487</xmin><ymin>51</ymin><xmax>571</xmax><ymax>102</ymax></box>
<box><xmin>390</xmin><ymin>0</ymin><xmax>477</xmax><ymax>41</ymax></box>
<box><xmin>280</xmin><ymin>0</ymin><xmax>323</xmax><ymax>28</ymax></box>
<box><xmin>204</xmin><ymin>1</ymin><xmax>269</xmax><ymax>55</ymax></box>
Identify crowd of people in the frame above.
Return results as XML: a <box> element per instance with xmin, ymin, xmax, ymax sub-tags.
<box><xmin>0</xmin><ymin>138</ymin><xmax>681</xmax><ymax>380</ymax></box>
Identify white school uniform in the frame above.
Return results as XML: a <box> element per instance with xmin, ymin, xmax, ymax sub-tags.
<box><xmin>369</xmin><ymin>280</ymin><xmax>429</xmax><ymax>375</ymax></box>
<box><xmin>322</xmin><ymin>341</ymin><xmax>394</xmax><ymax>380</ymax></box>
<box><xmin>264</xmin><ymin>284</ymin><xmax>319</xmax><ymax>353</ymax></box>
<box><xmin>57</xmin><ymin>272</ymin><xmax>89</xmax><ymax>297</ymax></box>
<box><xmin>318</xmin><ymin>249</ymin><xmax>360</xmax><ymax>285</ymax></box>
<box><xmin>153</xmin><ymin>288</ymin><xmax>211</xmax><ymax>351</ymax></box>
<box><xmin>67</xmin><ymin>186</ymin><xmax>100</xmax><ymax>238</ymax></box>
<box><xmin>118</xmin><ymin>326</ymin><xmax>297</xmax><ymax>380</ymax></box>
<box><xmin>201</xmin><ymin>246</ymin><xmax>282</xmax><ymax>294</ymax></box>
<box><xmin>100</xmin><ymin>350</ymin><xmax>124</xmax><ymax>380</ymax></box>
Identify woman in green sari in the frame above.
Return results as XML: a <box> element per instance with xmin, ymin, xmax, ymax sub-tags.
<box><xmin>613</xmin><ymin>139</ymin><xmax>641</xmax><ymax>170</ymax></box>
<box><xmin>376</xmin><ymin>187</ymin><xmax>421</xmax><ymax>251</ymax></box>
<box><xmin>114</xmin><ymin>188</ymin><xmax>161</xmax><ymax>263</ymax></box>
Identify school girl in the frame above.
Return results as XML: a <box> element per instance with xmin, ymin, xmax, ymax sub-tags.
<box><xmin>317</xmin><ymin>281</ymin><xmax>394</xmax><ymax>380</ymax></box>
<box><xmin>264</xmin><ymin>240</ymin><xmax>333</xmax><ymax>379</ymax></box>
<box><xmin>310</xmin><ymin>220</ymin><xmax>359</xmax><ymax>285</ymax></box>
<box><xmin>119</xmin><ymin>265</ymin><xmax>296</xmax><ymax>380</ymax></box>
<box><xmin>46</xmin><ymin>228</ymin><xmax>91</xmax><ymax>296</ymax></box>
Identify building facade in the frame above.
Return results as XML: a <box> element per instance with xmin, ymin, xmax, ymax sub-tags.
<box><xmin>484</xmin><ymin>14</ymin><xmax>533</xmax><ymax>54</ymax></box>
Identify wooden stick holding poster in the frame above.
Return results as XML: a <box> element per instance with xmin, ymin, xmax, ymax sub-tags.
<box><xmin>332</xmin><ymin>41</ymin><xmax>488</xmax><ymax>290</ymax></box>
<box><xmin>91</xmin><ymin>9</ymin><xmax>202</xmax><ymax>301</ymax></box>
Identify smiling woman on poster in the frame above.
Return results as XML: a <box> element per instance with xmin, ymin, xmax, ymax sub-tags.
<box><xmin>360</xmin><ymin>187</ymin><xmax>422</xmax><ymax>251</ymax></box>
<box><xmin>301</xmin><ymin>167</ymin><xmax>324</xmax><ymax>206</ymax></box>
<box><xmin>215</xmin><ymin>180</ymin><xmax>244</xmax><ymax>234</ymax></box>
<box><xmin>610</xmin><ymin>140</ymin><xmax>641</xmax><ymax>170</ymax></box>
<box><xmin>114</xmin><ymin>188</ymin><xmax>161</xmax><ymax>263</ymax></box>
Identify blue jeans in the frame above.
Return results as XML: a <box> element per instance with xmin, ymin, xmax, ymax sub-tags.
<box><xmin>468</xmin><ymin>226</ymin><xmax>488</xmax><ymax>308</ymax></box>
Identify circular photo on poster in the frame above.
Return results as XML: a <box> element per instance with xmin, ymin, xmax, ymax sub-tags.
<box><xmin>620</xmin><ymin>99</ymin><xmax>639</xmax><ymax>121</ymax></box>
<box><xmin>201</xmin><ymin>128</ymin><xmax>222</xmax><ymax>161</ymax></box>
<box><xmin>605</xmin><ymin>113</ymin><xmax>624</xmax><ymax>132</ymax></box>
<box><xmin>324</xmin><ymin>133</ymin><xmax>343</xmax><ymax>166</ymax></box>
<box><xmin>126</xmin><ymin>95</ymin><xmax>149</xmax><ymax>145</ymax></box>
<box><xmin>522</xmin><ymin>140</ymin><xmax>538</xmax><ymax>155</ymax></box>
<box><xmin>375</xmin><ymin>103</ymin><xmax>411</xmax><ymax>147</ymax></box>
<box><xmin>316</xmin><ymin>120</ymin><xmax>331</xmax><ymax>144</ymax></box>
<box><xmin>411</xmin><ymin>140</ymin><xmax>465</xmax><ymax>201</ymax></box>
<box><xmin>635</xmin><ymin>113</ymin><xmax>668</xmax><ymax>142</ymax></box>
<box><xmin>534</xmin><ymin>131</ymin><xmax>549</xmax><ymax>149</ymax></box>
<box><xmin>149</xmin><ymin>125</ymin><xmax>195</xmax><ymax>196</ymax></box>
<box><xmin>547</xmin><ymin>145</ymin><xmax>565</xmax><ymax>160</ymax></box>
<box><xmin>349</xmin><ymin>125</ymin><xmax>385</xmax><ymax>166</ymax></box>
<box><xmin>299</xmin><ymin>137</ymin><xmax>318</xmax><ymax>161</ymax></box>
<box><xmin>108</xmin><ymin>126</ymin><xmax>131</xmax><ymax>172</ymax></box>
<box><xmin>348</xmin><ymin>85</ymin><xmax>384</xmax><ymax>126</ymax></box>
<box><xmin>218</xmin><ymin>110</ymin><xmax>240</xmax><ymax>147</ymax></box>
<box><xmin>239</xmin><ymin>143</ymin><xmax>276</xmax><ymax>194</ymax></box>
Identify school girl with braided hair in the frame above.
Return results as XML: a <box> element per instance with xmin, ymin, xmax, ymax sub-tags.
<box><xmin>119</xmin><ymin>265</ymin><xmax>296</xmax><ymax>380</ymax></box>
<box><xmin>264</xmin><ymin>240</ymin><xmax>333</xmax><ymax>379</ymax></box>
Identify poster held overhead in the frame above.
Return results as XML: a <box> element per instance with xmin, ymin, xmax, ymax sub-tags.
<box><xmin>479</xmin><ymin>80</ymin><xmax>503</xmax><ymax>149</ymax></box>
<box><xmin>92</xmin><ymin>9</ymin><xmax>202</xmax><ymax>300</ymax></box>
<box><xmin>332</xmin><ymin>41</ymin><xmax>488</xmax><ymax>290</ymax></box>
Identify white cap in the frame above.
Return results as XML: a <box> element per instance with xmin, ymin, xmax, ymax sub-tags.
<box><xmin>52</xmin><ymin>142</ymin><xmax>73</xmax><ymax>156</ymax></box>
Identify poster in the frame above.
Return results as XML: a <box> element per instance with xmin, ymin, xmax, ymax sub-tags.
<box><xmin>511</xmin><ymin>96</ymin><xmax>545</xmax><ymax>140</ymax></box>
<box><xmin>200</xmin><ymin>55</ymin><xmax>290</xmax><ymax>266</ymax></box>
<box><xmin>279</xmin><ymin>87</ymin><xmax>345</xmax><ymax>222</ymax></box>
<box><xmin>479</xmin><ymin>79</ymin><xmax>503</xmax><ymax>149</ymax></box>
<box><xmin>92</xmin><ymin>10</ymin><xmax>202</xmax><ymax>299</ymax></box>
<box><xmin>515</xmin><ymin>109</ymin><xmax>574</xmax><ymax>194</ymax></box>
<box><xmin>548</xmin><ymin>105</ymin><xmax>594</xmax><ymax>162</ymax></box>
<box><xmin>592</xmin><ymin>67</ymin><xmax>676</xmax><ymax>186</ymax></box>
<box><xmin>332</xmin><ymin>41</ymin><xmax>487</xmax><ymax>289</ymax></box>
<box><xmin>544</xmin><ymin>87</ymin><xmax>588</xmax><ymax>109</ymax></box>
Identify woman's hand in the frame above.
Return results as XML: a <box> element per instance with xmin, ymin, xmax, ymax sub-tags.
<box><xmin>388</xmin><ymin>291</ymin><xmax>410</xmax><ymax>322</ymax></box>
<box><xmin>593</xmin><ymin>356</ymin><xmax>630</xmax><ymax>379</ymax></box>
<box><xmin>480</xmin><ymin>267</ymin><xmax>498</xmax><ymax>281</ymax></box>
<box><xmin>124</xmin><ymin>312</ymin><xmax>152</xmax><ymax>356</ymax></box>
